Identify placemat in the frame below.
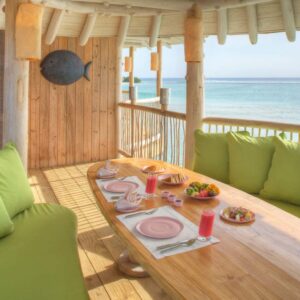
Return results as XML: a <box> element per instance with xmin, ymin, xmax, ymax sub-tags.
<box><xmin>96</xmin><ymin>176</ymin><xmax>146</xmax><ymax>203</ymax></box>
<box><xmin>117</xmin><ymin>206</ymin><xmax>219</xmax><ymax>259</ymax></box>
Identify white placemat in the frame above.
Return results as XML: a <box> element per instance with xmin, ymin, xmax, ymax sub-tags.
<box><xmin>96</xmin><ymin>176</ymin><xmax>146</xmax><ymax>203</ymax></box>
<box><xmin>117</xmin><ymin>206</ymin><xmax>219</xmax><ymax>259</ymax></box>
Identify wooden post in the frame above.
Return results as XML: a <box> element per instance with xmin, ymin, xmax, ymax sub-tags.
<box><xmin>156</xmin><ymin>40</ymin><xmax>162</xmax><ymax>97</ymax></box>
<box><xmin>184</xmin><ymin>5</ymin><xmax>204</xmax><ymax>169</ymax></box>
<box><xmin>116</xmin><ymin>16</ymin><xmax>131</xmax><ymax>157</ymax></box>
<box><xmin>3</xmin><ymin>0</ymin><xmax>30</xmax><ymax>169</ymax></box>
<box><xmin>129</xmin><ymin>46</ymin><xmax>134</xmax><ymax>88</ymax></box>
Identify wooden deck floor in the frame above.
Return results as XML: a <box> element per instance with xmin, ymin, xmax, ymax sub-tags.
<box><xmin>28</xmin><ymin>163</ymin><xmax>171</xmax><ymax>300</ymax></box>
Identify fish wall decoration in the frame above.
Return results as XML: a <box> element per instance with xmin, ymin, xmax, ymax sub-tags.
<box><xmin>40</xmin><ymin>50</ymin><xmax>92</xmax><ymax>85</ymax></box>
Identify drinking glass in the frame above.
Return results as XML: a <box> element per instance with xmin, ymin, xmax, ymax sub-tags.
<box><xmin>145</xmin><ymin>173</ymin><xmax>157</xmax><ymax>199</ymax></box>
<box><xmin>199</xmin><ymin>210</ymin><xmax>215</xmax><ymax>240</ymax></box>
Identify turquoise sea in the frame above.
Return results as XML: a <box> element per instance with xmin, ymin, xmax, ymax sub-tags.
<box><xmin>124</xmin><ymin>78</ymin><xmax>300</xmax><ymax>124</ymax></box>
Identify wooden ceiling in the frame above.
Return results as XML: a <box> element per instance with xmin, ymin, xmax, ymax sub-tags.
<box><xmin>0</xmin><ymin>0</ymin><xmax>299</xmax><ymax>47</ymax></box>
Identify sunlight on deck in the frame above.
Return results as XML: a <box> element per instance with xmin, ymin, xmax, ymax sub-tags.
<box><xmin>28</xmin><ymin>164</ymin><xmax>170</xmax><ymax>300</ymax></box>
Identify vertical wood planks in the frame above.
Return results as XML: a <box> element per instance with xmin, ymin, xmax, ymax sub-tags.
<box><xmin>57</xmin><ymin>37</ymin><xmax>68</xmax><ymax>166</ymax></box>
<box><xmin>66</xmin><ymin>38</ymin><xmax>77</xmax><ymax>166</ymax></box>
<box><xmin>28</xmin><ymin>37</ymin><xmax>117</xmax><ymax>168</ymax></box>
<box><xmin>91</xmin><ymin>38</ymin><xmax>101</xmax><ymax>161</ymax></box>
<box><xmin>100</xmin><ymin>38</ymin><xmax>109</xmax><ymax>160</ymax></box>
<box><xmin>83</xmin><ymin>38</ymin><xmax>93</xmax><ymax>162</ymax></box>
<box><xmin>108</xmin><ymin>37</ymin><xmax>117</xmax><ymax>159</ymax></box>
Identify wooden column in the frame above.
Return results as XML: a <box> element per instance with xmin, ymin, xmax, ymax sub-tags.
<box><xmin>129</xmin><ymin>46</ymin><xmax>134</xmax><ymax>88</ymax></box>
<box><xmin>156</xmin><ymin>40</ymin><xmax>162</xmax><ymax>96</ymax></box>
<box><xmin>184</xmin><ymin>5</ymin><xmax>204</xmax><ymax>169</ymax></box>
<box><xmin>3</xmin><ymin>0</ymin><xmax>30</xmax><ymax>169</ymax></box>
<box><xmin>116</xmin><ymin>16</ymin><xmax>131</xmax><ymax>157</ymax></box>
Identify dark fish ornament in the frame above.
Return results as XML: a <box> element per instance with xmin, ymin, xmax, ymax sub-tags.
<box><xmin>40</xmin><ymin>50</ymin><xmax>92</xmax><ymax>85</ymax></box>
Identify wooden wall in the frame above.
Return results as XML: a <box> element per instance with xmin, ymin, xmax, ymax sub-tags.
<box><xmin>29</xmin><ymin>37</ymin><xmax>117</xmax><ymax>169</ymax></box>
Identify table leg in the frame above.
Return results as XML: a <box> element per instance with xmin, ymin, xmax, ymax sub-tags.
<box><xmin>117</xmin><ymin>250</ymin><xmax>149</xmax><ymax>278</ymax></box>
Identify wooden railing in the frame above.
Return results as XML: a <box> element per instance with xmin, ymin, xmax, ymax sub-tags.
<box><xmin>118</xmin><ymin>103</ymin><xmax>300</xmax><ymax>166</ymax></box>
<box><xmin>118</xmin><ymin>102</ymin><xmax>186</xmax><ymax>166</ymax></box>
<box><xmin>203</xmin><ymin>117</ymin><xmax>300</xmax><ymax>142</ymax></box>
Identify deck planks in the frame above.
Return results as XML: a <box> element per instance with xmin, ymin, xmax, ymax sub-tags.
<box><xmin>28</xmin><ymin>165</ymin><xmax>171</xmax><ymax>300</ymax></box>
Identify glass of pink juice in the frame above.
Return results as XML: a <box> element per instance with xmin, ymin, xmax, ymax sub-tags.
<box><xmin>199</xmin><ymin>210</ymin><xmax>215</xmax><ymax>240</ymax></box>
<box><xmin>145</xmin><ymin>174</ymin><xmax>157</xmax><ymax>199</ymax></box>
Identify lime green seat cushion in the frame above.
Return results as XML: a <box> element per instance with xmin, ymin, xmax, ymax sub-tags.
<box><xmin>262</xmin><ymin>198</ymin><xmax>300</xmax><ymax>218</ymax></box>
<box><xmin>0</xmin><ymin>204</ymin><xmax>89</xmax><ymax>300</ymax></box>
<box><xmin>227</xmin><ymin>133</ymin><xmax>276</xmax><ymax>194</ymax></box>
<box><xmin>193</xmin><ymin>130</ymin><xmax>249</xmax><ymax>183</ymax></box>
<box><xmin>260</xmin><ymin>138</ymin><xmax>300</xmax><ymax>206</ymax></box>
<box><xmin>0</xmin><ymin>143</ymin><xmax>34</xmax><ymax>218</ymax></box>
<box><xmin>0</xmin><ymin>196</ymin><xmax>14</xmax><ymax>238</ymax></box>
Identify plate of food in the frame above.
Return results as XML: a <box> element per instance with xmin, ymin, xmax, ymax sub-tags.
<box><xmin>158</xmin><ymin>173</ymin><xmax>189</xmax><ymax>186</ymax></box>
<box><xmin>141</xmin><ymin>164</ymin><xmax>165</xmax><ymax>174</ymax></box>
<box><xmin>184</xmin><ymin>182</ymin><xmax>220</xmax><ymax>199</ymax></box>
<box><xmin>220</xmin><ymin>206</ymin><xmax>255</xmax><ymax>224</ymax></box>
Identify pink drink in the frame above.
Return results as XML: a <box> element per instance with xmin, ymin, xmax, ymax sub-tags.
<box><xmin>145</xmin><ymin>174</ymin><xmax>157</xmax><ymax>194</ymax></box>
<box><xmin>199</xmin><ymin>210</ymin><xmax>215</xmax><ymax>238</ymax></box>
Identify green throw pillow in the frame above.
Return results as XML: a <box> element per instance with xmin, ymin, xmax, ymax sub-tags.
<box><xmin>260</xmin><ymin>137</ymin><xmax>300</xmax><ymax>206</ymax></box>
<box><xmin>193</xmin><ymin>130</ymin><xmax>249</xmax><ymax>183</ymax></box>
<box><xmin>0</xmin><ymin>143</ymin><xmax>34</xmax><ymax>218</ymax></box>
<box><xmin>227</xmin><ymin>133</ymin><xmax>277</xmax><ymax>194</ymax></box>
<box><xmin>0</xmin><ymin>196</ymin><xmax>14</xmax><ymax>238</ymax></box>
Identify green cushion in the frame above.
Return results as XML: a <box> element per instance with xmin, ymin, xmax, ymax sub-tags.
<box><xmin>0</xmin><ymin>143</ymin><xmax>34</xmax><ymax>218</ymax></box>
<box><xmin>262</xmin><ymin>198</ymin><xmax>300</xmax><ymax>218</ymax></box>
<box><xmin>0</xmin><ymin>204</ymin><xmax>89</xmax><ymax>300</ymax></box>
<box><xmin>193</xmin><ymin>130</ymin><xmax>249</xmax><ymax>183</ymax></box>
<box><xmin>260</xmin><ymin>137</ymin><xmax>300</xmax><ymax>206</ymax></box>
<box><xmin>0</xmin><ymin>196</ymin><xmax>14</xmax><ymax>238</ymax></box>
<box><xmin>227</xmin><ymin>133</ymin><xmax>276</xmax><ymax>194</ymax></box>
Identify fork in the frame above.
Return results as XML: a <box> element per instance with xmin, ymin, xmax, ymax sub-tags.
<box><xmin>101</xmin><ymin>176</ymin><xmax>128</xmax><ymax>182</ymax></box>
<box><xmin>124</xmin><ymin>208</ymin><xmax>158</xmax><ymax>219</ymax></box>
<box><xmin>159</xmin><ymin>238</ymin><xmax>197</xmax><ymax>254</ymax></box>
<box><xmin>157</xmin><ymin>237</ymin><xmax>197</xmax><ymax>251</ymax></box>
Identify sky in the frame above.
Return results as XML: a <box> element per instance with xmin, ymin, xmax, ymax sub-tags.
<box><xmin>123</xmin><ymin>32</ymin><xmax>300</xmax><ymax>78</ymax></box>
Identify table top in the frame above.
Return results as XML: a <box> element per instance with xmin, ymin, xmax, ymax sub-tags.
<box><xmin>87</xmin><ymin>158</ymin><xmax>300</xmax><ymax>300</ymax></box>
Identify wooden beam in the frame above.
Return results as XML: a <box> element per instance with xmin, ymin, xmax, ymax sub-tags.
<box><xmin>31</xmin><ymin>0</ymin><xmax>169</xmax><ymax>16</ymax></box>
<box><xmin>72</xmin><ymin>0</ymin><xmax>274</xmax><ymax>11</ymax></box>
<box><xmin>117</xmin><ymin>15</ymin><xmax>131</xmax><ymax>50</ymax></box>
<box><xmin>246</xmin><ymin>5</ymin><xmax>258</xmax><ymax>44</ymax></box>
<box><xmin>184</xmin><ymin>4</ymin><xmax>204</xmax><ymax>169</ymax></box>
<box><xmin>79</xmin><ymin>13</ymin><xmax>98</xmax><ymax>46</ymax></box>
<box><xmin>45</xmin><ymin>9</ymin><xmax>65</xmax><ymax>45</ymax></box>
<box><xmin>149</xmin><ymin>14</ymin><xmax>162</xmax><ymax>48</ymax></box>
<box><xmin>129</xmin><ymin>46</ymin><xmax>134</xmax><ymax>87</ymax></box>
<box><xmin>156</xmin><ymin>40</ymin><xmax>162</xmax><ymax>96</ymax></box>
<box><xmin>280</xmin><ymin>0</ymin><xmax>296</xmax><ymax>42</ymax></box>
<box><xmin>217</xmin><ymin>8</ymin><xmax>227</xmax><ymax>45</ymax></box>
<box><xmin>3</xmin><ymin>0</ymin><xmax>30</xmax><ymax>169</ymax></box>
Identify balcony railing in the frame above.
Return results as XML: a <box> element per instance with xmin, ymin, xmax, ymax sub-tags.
<box><xmin>118</xmin><ymin>101</ymin><xmax>300</xmax><ymax>167</ymax></box>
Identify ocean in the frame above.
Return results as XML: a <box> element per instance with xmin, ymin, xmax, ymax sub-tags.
<box><xmin>124</xmin><ymin>78</ymin><xmax>300</xmax><ymax>124</ymax></box>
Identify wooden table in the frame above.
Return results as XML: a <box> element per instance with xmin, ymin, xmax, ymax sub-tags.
<box><xmin>88</xmin><ymin>158</ymin><xmax>300</xmax><ymax>300</ymax></box>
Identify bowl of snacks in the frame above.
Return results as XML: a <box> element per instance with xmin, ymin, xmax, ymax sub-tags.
<box><xmin>158</xmin><ymin>173</ymin><xmax>189</xmax><ymax>186</ymax></box>
<box><xmin>220</xmin><ymin>206</ymin><xmax>255</xmax><ymax>224</ymax></box>
<box><xmin>184</xmin><ymin>182</ymin><xmax>220</xmax><ymax>199</ymax></box>
<box><xmin>141</xmin><ymin>164</ymin><xmax>165</xmax><ymax>174</ymax></box>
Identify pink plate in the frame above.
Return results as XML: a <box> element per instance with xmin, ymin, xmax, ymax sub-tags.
<box><xmin>103</xmin><ymin>181</ymin><xmax>139</xmax><ymax>193</ymax></box>
<box><xmin>158</xmin><ymin>174</ymin><xmax>189</xmax><ymax>186</ymax></box>
<box><xmin>136</xmin><ymin>216</ymin><xmax>183</xmax><ymax>239</ymax></box>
